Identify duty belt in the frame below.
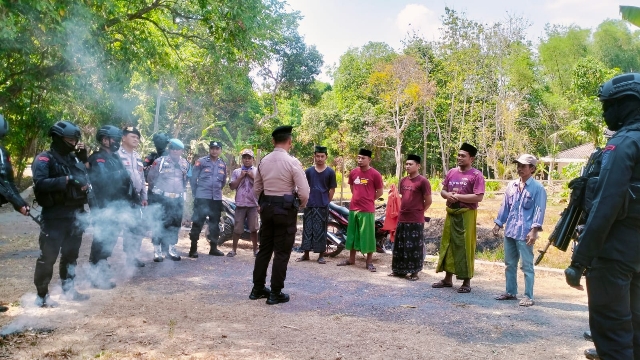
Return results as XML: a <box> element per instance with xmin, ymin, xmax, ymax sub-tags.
<box><xmin>152</xmin><ymin>188</ymin><xmax>184</xmax><ymax>199</ymax></box>
<box><xmin>261</xmin><ymin>195</ymin><xmax>286</xmax><ymax>203</ymax></box>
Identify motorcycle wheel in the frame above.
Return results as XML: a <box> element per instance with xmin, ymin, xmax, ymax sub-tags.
<box><xmin>376</xmin><ymin>234</ymin><xmax>393</xmax><ymax>254</ymax></box>
<box><xmin>325</xmin><ymin>222</ymin><xmax>345</xmax><ymax>257</ymax></box>
<box><xmin>217</xmin><ymin>216</ymin><xmax>234</xmax><ymax>246</ymax></box>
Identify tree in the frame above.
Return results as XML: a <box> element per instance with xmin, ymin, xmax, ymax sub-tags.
<box><xmin>366</xmin><ymin>55</ymin><xmax>434</xmax><ymax>178</ymax></box>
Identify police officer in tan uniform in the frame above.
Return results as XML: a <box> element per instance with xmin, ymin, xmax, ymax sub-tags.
<box><xmin>249</xmin><ymin>125</ymin><xmax>310</xmax><ymax>305</ymax></box>
<box><xmin>119</xmin><ymin>126</ymin><xmax>147</xmax><ymax>267</ymax></box>
<box><xmin>147</xmin><ymin>139</ymin><xmax>189</xmax><ymax>262</ymax></box>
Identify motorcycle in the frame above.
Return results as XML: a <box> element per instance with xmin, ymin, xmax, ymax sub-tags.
<box><xmin>324</xmin><ymin>201</ymin><xmax>391</xmax><ymax>257</ymax></box>
<box><xmin>211</xmin><ymin>197</ymin><xmax>254</xmax><ymax>246</ymax></box>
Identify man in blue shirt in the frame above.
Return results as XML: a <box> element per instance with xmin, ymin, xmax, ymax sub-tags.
<box><xmin>493</xmin><ymin>154</ymin><xmax>547</xmax><ymax>307</ymax></box>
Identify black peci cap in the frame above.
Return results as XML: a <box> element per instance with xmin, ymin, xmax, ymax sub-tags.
<box><xmin>358</xmin><ymin>148</ymin><xmax>372</xmax><ymax>158</ymax></box>
<box><xmin>272</xmin><ymin>125</ymin><xmax>293</xmax><ymax>138</ymax></box>
<box><xmin>209</xmin><ymin>141</ymin><xmax>222</xmax><ymax>148</ymax></box>
<box><xmin>407</xmin><ymin>154</ymin><xmax>421</xmax><ymax>163</ymax></box>
<box><xmin>314</xmin><ymin>145</ymin><xmax>327</xmax><ymax>154</ymax></box>
<box><xmin>460</xmin><ymin>142</ymin><xmax>478</xmax><ymax>157</ymax></box>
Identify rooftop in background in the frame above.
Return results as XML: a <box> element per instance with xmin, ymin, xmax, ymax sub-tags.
<box><xmin>540</xmin><ymin>143</ymin><xmax>596</xmax><ymax>163</ymax></box>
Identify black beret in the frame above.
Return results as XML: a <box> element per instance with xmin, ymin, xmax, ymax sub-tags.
<box><xmin>314</xmin><ymin>145</ymin><xmax>327</xmax><ymax>154</ymax></box>
<box><xmin>358</xmin><ymin>148</ymin><xmax>372</xmax><ymax>157</ymax></box>
<box><xmin>122</xmin><ymin>126</ymin><xmax>141</xmax><ymax>138</ymax></box>
<box><xmin>407</xmin><ymin>154</ymin><xmax>421</xmax><ymax>163</ymax></box>
<box><xmin>460</xmin><ymin>142</ymin><xmax>478</xmax><ymax>157</ymax></box>
<box><xmin>209</xmin><ymin>141</ymin><xmax>222</xmax><ymax>148</ymax></box>
<box><xmin>272</xmin><ymin>125</ymin><xmax>293</xmax><ymax>137</ymax></box>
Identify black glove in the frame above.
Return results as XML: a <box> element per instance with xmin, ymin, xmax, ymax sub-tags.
<box><xmin>564</xmin><ymin>262</ymin><xmax>586</xmax><ymax>287</ymax></box>
<box><xmin>76</xmin><ymin>148</ymin><xmax>88</xmax><ymax>163</ymax></box>
<box><xmin>68</xmin><ymin>175</ymin><xmax>87</xmax><ymax>189</ymax></box>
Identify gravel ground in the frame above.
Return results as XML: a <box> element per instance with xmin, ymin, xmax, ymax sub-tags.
<box><xmin>0</xmin><ymin>194</ymin><xmax>592</xmax><ymax>359</ymax></box>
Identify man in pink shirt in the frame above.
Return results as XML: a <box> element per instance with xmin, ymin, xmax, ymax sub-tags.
<box><xmin>337</xmin><ymin>148</ymin><xmax>383</xmax><ymax>272</ymax></box>
<box><xmin>433</xmin><ymin>143</ymin><xmax>485</xmax><ymax>293</ymax></box>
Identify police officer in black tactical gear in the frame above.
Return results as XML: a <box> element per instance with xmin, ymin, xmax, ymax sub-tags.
<box><xmin>32</xmin><ymin>120</ymin><xmax>91</xmax><ymax>307</ymax></box>
<box><xmin>0</xmin><ymin>114</ymin><xmax>29</xmax><ymax>312</ymax></box>
<box><xmin>565</xmin><ymin>73</ymin><xmax>640</xmax><ymax>360</ymax></box>
<box><xmin>87</xmin><ymin>125</ymin><xmax>139</xmax><ymax>289</ymax></box>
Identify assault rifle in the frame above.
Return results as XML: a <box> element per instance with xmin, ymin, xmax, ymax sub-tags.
<box><xmin>535</xmin><ymin>148</ymin><xmax>602</xmax><ymax>265</ymax></box>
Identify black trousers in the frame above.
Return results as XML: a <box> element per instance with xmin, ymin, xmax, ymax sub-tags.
<box><xmin>252</xmin><ymin>203</ymin><xmax>297</xmax><ymax>293</ymax></box>
<box><xmin>189</xmin><ymin>198</ymin><xmax>222</xmax><ymax>243</ymax></box>
<box><xmin>151</xmin><ymin>196</ymin><xmax>184</xmax><ymax>247</ymax></box>
<box><xmin>587</xmin><ymin>257</ymin><xmax>640</xmax><ymax>360</ymax></box>
<box><xmin>34</xmin><ymin>217</ymin><xmax>84</xmax><ymax>297</ymax></box>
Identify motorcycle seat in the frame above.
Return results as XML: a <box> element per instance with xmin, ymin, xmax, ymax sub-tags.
<box><xmin>328</xmin><ymin>202</ymin><xmax>350</xmax><ymax>219</ymax></box>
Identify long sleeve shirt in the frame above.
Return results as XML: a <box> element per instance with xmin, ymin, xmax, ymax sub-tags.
<box><xmin>494</xmin><ymin>177</ymin><xmax>547</xmax><ymax>241</ymax></box>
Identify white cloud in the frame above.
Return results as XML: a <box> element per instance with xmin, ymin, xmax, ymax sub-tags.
<box><xmin>396</xmin><ymin>4</ymin><xmax>440</xmax><ymax>40</ymax></box>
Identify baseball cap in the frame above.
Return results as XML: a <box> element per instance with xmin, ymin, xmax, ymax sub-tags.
<box><xmin>513</xmin><ymin>154</ymin><xmax>538</xmax><ymax>166</ymax></box>
<box><xmin>240</xmin><ymin>149</ymin><xmax>254</xmax><ymax>157</ymax></box>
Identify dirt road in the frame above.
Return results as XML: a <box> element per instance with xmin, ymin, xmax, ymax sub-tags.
<box><xmin>0</xmin><ymin>199</ymin><xmax>592</xmax><ymax>359</ymax></box>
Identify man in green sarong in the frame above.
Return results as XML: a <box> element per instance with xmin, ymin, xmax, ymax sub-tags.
<box><xmin>432</xmin><ymin>143</ymin><xmax>485</xmax><ymax>293</ymax></box>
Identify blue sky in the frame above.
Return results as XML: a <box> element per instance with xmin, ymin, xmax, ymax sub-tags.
<box><xmin>286</xmin><ymin>0</ymin><xmax>626</xmax><ymax>81</ymax></box>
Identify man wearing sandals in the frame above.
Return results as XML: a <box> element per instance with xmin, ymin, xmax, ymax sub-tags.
<box><xmin>433</xmin><ymin>143</ymin><xmax>485</xmax><ymax>293</ymax></box>
<box><xmin>389</xmin><ymin>155</ymin><xmax>432</xmax><ymax>281</ymax></box>
<box><xmin>297</xmin><ymin>145</ymin><xmax>337</xmax><ymax>265</ymax></box>
<box><xmin>228</xmin><ymin>149</ymin><xmax>259</xmax><ymax>257</ymax></box>
<box><xmin>492</xmin><ymin>154</ymin><xmax>546</xmax><ymax>307</ymax></box>
<box><xmin>337</xmin><ymin>148</ymin><xmax>383</xmax><ymax>272</ymax></box>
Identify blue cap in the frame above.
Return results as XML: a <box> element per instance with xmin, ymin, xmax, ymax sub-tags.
<box><xmin>168</xmin><ymin>138</ymin><xmax>184</xmax><ymax>150</ymax></box>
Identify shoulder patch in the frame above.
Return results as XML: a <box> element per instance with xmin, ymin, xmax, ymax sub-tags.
<box><xmin>38</xmin><ymin>156</ymin><xmax>50</xmax><ymax>162</ymax></box>
<box><xmin>97</xmin><ymin>159</ymin><xmax>106</xmax><ymax>163</ymax></box>
<box><xmin>604</xmin><ymin>145</ymin><xmax>616</xmax><ymax>151</ymax></box>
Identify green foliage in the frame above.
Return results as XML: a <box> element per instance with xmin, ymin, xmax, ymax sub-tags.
<box><xmin>382</xmin><ymin>175</ymin><xmax>399</xmax><ymax>187</ymax></box>
<box><xmin>485</xmin><ymin>181</ymin><xmax>502</xmax><ymax>192</ymax></box>
<box><xmin>429</xmin><ymin>177</ymin><xmax>442</xmax><ymax>192</ymax></box>
<box><xmin>620</xmin><ymin>6</ymin><xmax>640</xmax><ymax>27</ymax></box>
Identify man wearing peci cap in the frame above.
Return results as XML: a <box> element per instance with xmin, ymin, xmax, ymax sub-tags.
<box><xmin>188</xmin><ymin>140</ymin><xmax>227</xmax><ymax>257</ymax></box>
<box><xmin>297</xmin><ymin>145</ymin><xmax>337</xmax><ymax>264</ymax></box>
<box><xmin>228</xmin><ymin>148</ymin><xmax>259</xmax><ymax>257</ymax></box>
<box><xmin>389</xmin><ymin>154</ymin><xmax>432</xmax><ymax>281</ymax></box>
<box><xmin>493</xmin><ymin>154</ymin><xmax>547</xmax><ymax>307</ymax></box>
<box><xmin>249</xmin><ymin>125</ymin><xmax>310</xmax><ymax>305</ymax></box>
<box><xmin>119</xmin><ymin>126</ymin><xmax>148</xmax><ymax>267</ymax></box>
<box><xmin>147</xmin><ymin>139</ymin><xmax>190</xmax><ymax>262</ymax></box>
<box><xmin>433</xmin><ymin>143</ymin><xmax>485</xmax><ymax>293</ymax></box>
<box><xmin>336</xmin><ymin>148</ymin><xmax>384</xmax><ymax>272</ymax></box>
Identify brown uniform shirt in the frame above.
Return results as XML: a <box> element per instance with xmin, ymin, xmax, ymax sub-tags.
<box><xmin>254</xmin><ymin>147</ymin><xmax>310</xmax><ymax>208</ymax></box>
<box><xmin>118</xmin><ymin>147</ymin><xmax>147</xmax><ymax>202</ymax></box>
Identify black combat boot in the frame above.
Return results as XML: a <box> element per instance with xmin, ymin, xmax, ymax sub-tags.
<box><xmin>249</xmin><ymin>286</ymin><xmax>271</xmax><ymax>300</ymax></box>
<box><xmin>167</xmin><ymin>244</ymin><xmax>181</xmax><ymax>261</ymax></box>
<box><xmin>188</xmin><ymin>240</ymin><xmax>198</xmax><ymax>258</ymax></box>
<box><xmin>266</xmin><ymin>291</ymin><xmax>289</xmax><ymax>305</ymax></box>
<box><xmin>208</xmin><ymin>242</ymin><xmax>224</xmax><ymax>256</ymax></box>
<box><xmin>35</xmin><ymin>294</ymin><xmax>58</xmax><ymax>308</ymax></box>
<box><xmin>61</xmin><ymin>279</ymin><xmax>90</xmax><ymax>301</ymax></box>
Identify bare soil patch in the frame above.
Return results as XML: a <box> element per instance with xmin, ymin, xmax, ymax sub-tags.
<box><xmin>0</xmin><ymin>194</ymin><xmax>591</xmax><ymax>359</ymax></box>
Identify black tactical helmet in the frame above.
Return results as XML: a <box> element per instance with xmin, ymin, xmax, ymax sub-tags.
<box><xmin>152</xmin><ymin>132</ymin><xmax>169</xmax><ymax>150</ymax></box>
<box><xmin>0</xmin><ymin>114</ymin><xmax>7</xmax><ymax>138</ymax></box>
<box><xmin>49</xmin><ymin>120</ymin><xmax>81</xmax><ymax>140</ymax></box>
<box><xmin>96</xmin><ymin>125</ymin><xmax>123</xmax><ymax>143</ymax></box>
<box><xmin>598</xmin><ymin>73</ymin><xmax>640</xmax><ymax>101</ymax></box>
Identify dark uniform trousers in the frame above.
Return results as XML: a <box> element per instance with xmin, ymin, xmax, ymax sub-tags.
<box><xmin>587</xmin><ymin>255</ymin><xmax>640</xmax><ymax>359</ymax></box>
<box><xmin>252</xmin><ymin>201</ymin><xmax>297</xmax><ymax>293</ymax></box>
<box><xmin>34</xmin><ymin>217</ymin><xmax>84</xmax><ymax>297</ymax></box>
<box><xmin>151</xmin><ymin>195</ymin><xmax>184</xmax><ymax>248</ymax></box>
<box><xmin>189</xmin><ymin>198</ymin><xmax>222</xmax><ymax>242</ymax></box>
